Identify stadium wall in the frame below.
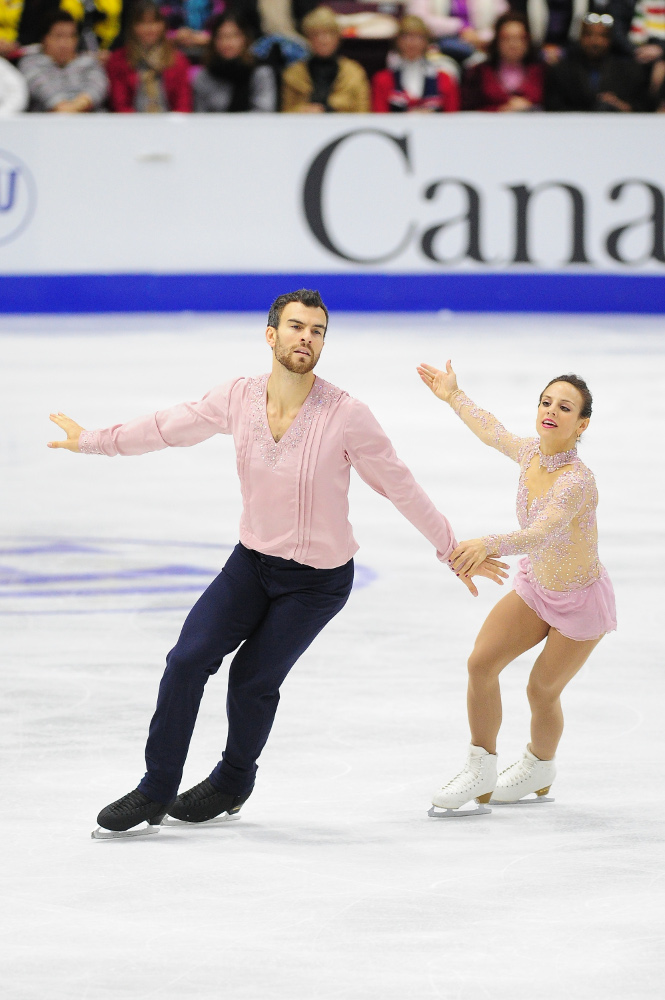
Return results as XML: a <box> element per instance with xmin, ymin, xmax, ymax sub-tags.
<box><xmin>1</xmin><ymin>114</ymin><xmax>664</xmax><ymax>313</ymax></box>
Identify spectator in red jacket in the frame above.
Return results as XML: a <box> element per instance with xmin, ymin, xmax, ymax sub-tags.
<box><xmin>107</xmin><ymin>0</ymin><xmax>191</xmax><ymax>112</ymax></box>
<box><xmin>462</xmin><ymin>11</ymin><xmax>544</xmax><ymax>111</ymax></box>
<box><xmin>372</xmin><ymin>15</ymin><xmax>459</xmax><ymax>112</ymax></box>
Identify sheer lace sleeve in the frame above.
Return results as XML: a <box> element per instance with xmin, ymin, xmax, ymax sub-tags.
<box><xmin>483</xmin><ymin>474</ymin><xmax>585</xmax><ymax>557</ymax></box>
<box><xmin>449</xmin><ymin>391</ymin><xmax>531</xmax><ymax>463</ymax></box>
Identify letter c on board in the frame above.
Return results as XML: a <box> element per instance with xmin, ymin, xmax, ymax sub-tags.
<box><xmin>303</xmin><ymin>129</ymin><xmax>414</xmax><ymax>264</ymax></box>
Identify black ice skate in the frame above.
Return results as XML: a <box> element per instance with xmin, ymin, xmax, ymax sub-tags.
<box><xmin>92</xmin><ymin>789</ymin><xmax>173</xmax><ymax>840</ymax></box>
<box><xmin>165</xmin><ymin>778</ymin><xmax>251</xmax><ymax>826</ymax></box>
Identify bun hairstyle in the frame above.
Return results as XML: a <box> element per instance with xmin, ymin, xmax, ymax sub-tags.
<box><xmin>541</xmin><ymin>374</ymin><xmax>592</xmax><ymax>419</ymax></box>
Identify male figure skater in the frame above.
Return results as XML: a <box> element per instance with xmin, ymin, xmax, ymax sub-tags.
<box><xmin>48</xmin><ymin>290</ymin><xmax>507</xmax><ymax>837</ymax></box>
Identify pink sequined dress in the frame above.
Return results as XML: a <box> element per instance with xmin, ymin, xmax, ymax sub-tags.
<box><xmin>450</xmin><ymin>391</ymin><xmax>616</xmax><ymax>642</ymax></box>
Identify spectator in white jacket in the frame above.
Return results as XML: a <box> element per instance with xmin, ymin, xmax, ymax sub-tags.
<box><xmin>407</xmin><ymin>0</ymin><xmax>507</xmax><ymax>61</ymax></box>
<box><xmin>0</xmin><ymin>54</ymin><xmax>28</xmax><ymax>113</ymax></box>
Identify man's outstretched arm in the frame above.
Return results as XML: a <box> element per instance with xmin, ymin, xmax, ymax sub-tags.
<box><xmin>47</xmin><ymin>380</ymin><xmax>241</xmax><ymax>457</ymax></box>
<box><xmin>343</xmin><ymin>399</ymin><xmax>508</xmax><ymax>595</ymax></box>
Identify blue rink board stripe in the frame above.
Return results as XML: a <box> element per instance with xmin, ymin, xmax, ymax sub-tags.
<box><xmin>0</xmin><ymin>273</ymin><xmax>664</xmax><ymax>313</ymax></box>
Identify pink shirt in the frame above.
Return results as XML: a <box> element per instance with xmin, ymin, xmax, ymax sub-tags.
<box><xmin>79</xmin><ymin>374</ymin><xmax>457</xmax><ymax>570</ymax></box>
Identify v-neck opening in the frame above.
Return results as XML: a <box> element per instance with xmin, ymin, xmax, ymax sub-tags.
<box><xmin>265</xmin><ymin>375</ymin><xmax>317</xmax><ymax>446</ymax></box>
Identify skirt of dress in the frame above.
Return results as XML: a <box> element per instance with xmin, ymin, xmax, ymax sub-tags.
<box><xmin>512</xmin><ymin>557</ymin><xmax>617</xmax><ymax>642</ymax></box>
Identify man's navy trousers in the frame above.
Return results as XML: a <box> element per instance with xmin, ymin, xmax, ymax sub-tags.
<box><xmin>137</xmin><ymin>543</ymin><xmax>354</xmax><ymax>804</ymax></box>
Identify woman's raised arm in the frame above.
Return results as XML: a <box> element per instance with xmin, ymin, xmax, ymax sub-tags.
<box><xmin>417</xmin><ymin>360</ymin><xmax>530</xmax><ymax>463</ymax></box>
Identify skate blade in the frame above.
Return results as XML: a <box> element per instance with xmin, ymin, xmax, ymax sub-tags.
<box><xmin>428</xmin><ymin>803</ymin><xmax>491</xmax><ymax>818</ymax></box>
<box><xmin>162</xmin><ymin>812</ymin><xmax>241</xmax><ymax>827</ymax></box>
<box><xmin>490</xmin><ymin>795</ymin><xmax>555</xmax><ymax>806</ymax></box>
<box><xmin>91</xmin><ymin>823</ymin><xmax>162</xmax><ymax>840</ymax></box>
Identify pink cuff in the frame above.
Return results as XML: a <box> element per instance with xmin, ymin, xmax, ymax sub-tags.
<box><xmin>78</xmin><ymin>430</ymin><xmax>104</xmax><ymax>455</ymax></box>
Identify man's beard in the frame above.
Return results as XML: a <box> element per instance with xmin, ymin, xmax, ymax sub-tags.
<box><xmin>274</xmin><ymin>335</ymin><xmax>319</xmax><ymax>374</ymax></box>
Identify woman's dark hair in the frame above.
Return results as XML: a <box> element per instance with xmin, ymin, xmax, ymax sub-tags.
<box><xmin>206</xmin><ymin>14</ymin><xmax>255</xmax><ymax>69</ymax></box>
<box><xmin>41</xmin><ymin>11</ymin><xmax>79</xmax><ymax>41</ymax></box>
<box><xmin>126</xmin><ymin>1</ymin><xmax>173</xmax><ymax>68</ymax></box>
<box><xmin>268</xmin><ymin>289</ymin><xmax>329</xmax><ymax>331</ymax></box>
<box><xmin>127</xmin><ymin>0</ymin><xmax>166</xmax><ymax>33</ymax></box>
<box><xmin>487</xmin><ymin>12</ymin><xmax>537</xmax><ymax>68</ymax></box>
<box><xmin>540</xmin><ymin>374</ymin><xmax>592</xmax><ymax>419</ymax></box>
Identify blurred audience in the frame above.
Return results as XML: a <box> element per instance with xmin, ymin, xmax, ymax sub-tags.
<box><xmin>20</xmin><ymin>11</ymin><xmax>108</xmax><ymax>110</ymax></box>
<box><xmin>545</xmin><ymin>12</ymin><xmax>648</xmax><ymax>109</ymax></box>
<box><xmin>61</xmin><ymin>0</ymin><xmax>124</xmax><ymax>52</ymax></box>
<box><xmin>282</xmin><ymin>5</ymin><xmax>370</xmax><ymax>112</ymax></box>
<box><xmin>511</xmin><ymin>0</ymin><xmax>585</xmax><ymax>64</ymax></box>
<box><xmin>462</xmin><ymin>11</ymin><xmax>544</xmax><ymax>109</ymax></box>
<box><xmin>630</xmin><ymin>0</ymin><xmax>665</xmax><ymax>97</ymax></box>
<box><xmin>193</xmin><ymin>13</ymin><xmax>276</xmax><ymax>110</ymax></box>
<box><xmin>407</xmin><ymin>0</ymin><xmax>508</xmax><ymax>62</ymax></box>
<box><xmin>1</xmin><ymin>0</ymin><xmax>58</xmax><ymax>53</ymax></box>
<box><xmin>372</xmin><ymin>15</ymin><xmax>459</xmax><ymax>111</ymax></box>
<box><xmin>0</xmin><ymin>51</ymin><xmax>28</xmax><ymax>110</ymax></box>
<box><xmin>106</xmin><ymin>0</ymin><xmax>191</xmax><ymax>111</ymax></box>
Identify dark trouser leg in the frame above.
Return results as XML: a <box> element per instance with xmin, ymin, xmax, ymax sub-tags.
<box><xmin>209</xmin><ymin>557</ymin><xmax>354</xmax><ymax>796</ymax></box>
<box><xmin>137</xmin><ymin>545</ymin><xmax>269</xmax><ymax>803</ymax></box>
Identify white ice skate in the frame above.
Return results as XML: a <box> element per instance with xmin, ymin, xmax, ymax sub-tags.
<box><xmin>490</xmin><ymin>747</ymin><xmax>556</xmax><ymax>804</ymax></box>
<box><xmin>428</xmin><ymin>745</ymin><xmax>497</xmax><ymax>818</ymax></box>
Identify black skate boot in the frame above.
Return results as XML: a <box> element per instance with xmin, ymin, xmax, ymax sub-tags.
<box><xmin>92</xmin><ymin>789</ymin><xmax>173</xmax><ymax>840</ymax></box>
<box><xmin>167</xmin><ymin>778</ymin><xmax>251</xmax><ymax>825</ymax></box>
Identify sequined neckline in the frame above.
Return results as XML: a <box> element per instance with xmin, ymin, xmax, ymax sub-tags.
<box><xmin>249</xmin><ymin>374</ymin><xmax>344</xmax><ymax>470</ymax></box>
<box><xmin>538</xmin><ymin>446</ymin><xmax>578</xmax><ymax>472</ymax></box>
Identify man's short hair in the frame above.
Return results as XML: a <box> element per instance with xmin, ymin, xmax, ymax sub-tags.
<box><xmin>267</xmin><ymin>290</ymin><xmax>329</xmax><ymax>332</ymax></box>
<box><xmin>42</xmin><ymin>10</ymin><xmax>78</xmax><ymax>40</ymax></box>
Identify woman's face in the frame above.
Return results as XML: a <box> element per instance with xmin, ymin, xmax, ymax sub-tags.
<box><xmin>397</xmin><ymin>30</ymin><xmax>429</xmax><ymax>62</ymax></box>
<box><xmin>214</xmin><ymin>21</ymin><xmax>248</xmax><ymax>61</ymax></box>
<box><xmin>43</xmin><ymin>22</ymin><xmax>78</xmax><ymax>67</ymax></box>
<box><xmin>308</xmin><ymin>29</ymin><xmax>339</xmax><ymax>59</ymax></box>
<box><xmin>133</xmin><ymin>14</ymin><xmax>165</xmax><ymax>49</ymax></box>
<box><xmin>536</xmin><ymin>382</ymin><xmax>589</xmax><ymax>451</ymax></box>
<box><xmin>497</xmin><ymin>22</ymin><xmax>529</xmax><ymax>64</ymax></box>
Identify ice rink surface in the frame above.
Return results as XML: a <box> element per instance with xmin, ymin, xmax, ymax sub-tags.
<box><xmin>1</xmin><ymin>311</ymin><xmax>663</xmax><ymax>1000</ymax></box>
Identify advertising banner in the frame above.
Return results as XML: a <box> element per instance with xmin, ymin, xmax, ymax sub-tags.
<box><xmin>1</xmin><ymin>114</ymin><xmax>664</xmax><ymax>311</ymax></box>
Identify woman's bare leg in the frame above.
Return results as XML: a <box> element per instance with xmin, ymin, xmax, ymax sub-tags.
<box><xmin>527</xmin><ymin>629</ymin><xmax>602</xmax><ymax>760</ymax></box>
<box><xmin>467</xmin><ymin>592</ymin><xmax>550</xmax><ymax>753</ymax></box>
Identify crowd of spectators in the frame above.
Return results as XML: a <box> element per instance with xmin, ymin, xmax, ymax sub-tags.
<box><xmin>0</xmin><ymin>0</ymin><xmax>663</xmax><ymax>114</ymax></box>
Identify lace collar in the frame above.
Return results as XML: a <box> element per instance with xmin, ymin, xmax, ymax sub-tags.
<box><xmin>538</xmin><ymin>446</ymin><xmax>578</xmax><ymax>472</ymax></box>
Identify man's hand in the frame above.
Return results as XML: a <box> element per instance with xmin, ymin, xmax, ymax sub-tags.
<box><xmin>474</xmin><ymin>557</ymin><xmax>509</xmax><ymax>585</ymax></box>
<box><xmin>450</xmin><ymin>538</ymin><xmax>488</xmax><ymax>576</ymax></box>
<box><xmin>47</xmin><ymin>413</ymin><xmax>84</xmax><ymax>451</ymax></box>
<box><xmin>417</xmin><ymin>360</ymin><xmax>459</xmax><ymax>402</ymax></box>
<box><xmin>449</xmin><ymin>555</ymin><xmax>509</xmax><ymax>596</ymax></box>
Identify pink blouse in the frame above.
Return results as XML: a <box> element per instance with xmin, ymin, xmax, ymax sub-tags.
<box><xmin>79</xmin><ymin>374</ymin><xmax>457</xmax><ymax>570</ymax></box>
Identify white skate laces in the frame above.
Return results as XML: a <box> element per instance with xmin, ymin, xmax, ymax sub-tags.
<box><xmin>490</xmin><ymin>746</ymin><xmax>556</xmax><ymax>804</ymax></box>
<box><xmin>428</xmin><ymin>745</ymin><xmax>497</xmax><ymax>818</ymax></box>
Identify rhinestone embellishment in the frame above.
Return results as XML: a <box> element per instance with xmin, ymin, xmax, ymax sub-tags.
<box><xmin>249</xmin><ymin>374</ymin><xmax>344</xmax><ymax>470</ymax></box>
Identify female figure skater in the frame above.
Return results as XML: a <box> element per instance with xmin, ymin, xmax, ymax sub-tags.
<box><xmin>417</xmin><ymin>362</ymin><xmax>616</xmax><ymax>816</ymax></box>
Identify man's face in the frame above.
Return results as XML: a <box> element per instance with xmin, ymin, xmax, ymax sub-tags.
<box><xmin>580</xmin><ymin>23</ymin><xmax>611</xmax><ymax>60</ymax></box>
<box><xmin>308</xmin><ymin>29</ymin><xmax>339</xmax><ymax>59</ymax></box>
<box><xmin>267</xmin><ymin>302</ymin><xmax>327</xmax><ymax>375</ymax></box>
<box><xmin>43</xmin><ymin>22</ymin><xmax>78</xmax><ymax>66</ymax></box>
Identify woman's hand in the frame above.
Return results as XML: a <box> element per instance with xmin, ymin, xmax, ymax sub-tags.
<box><xmin>416</xmin><ymin>360</ymin><xmax>459</xmax><ymax>402</ymax></box>
<box><xmin>450</xmin><ymin>554</ymin><xmax>509</xmax><ymax>597</ymax></box>
<box><xmin>47</xmin><ymin>413</ymin><xmax>84</xmax><ymax>451</ymax></box>
<box><xmin>450</xmin><ymin>538</ymin><xmax>488</xmax><ymax>577</ymax></box>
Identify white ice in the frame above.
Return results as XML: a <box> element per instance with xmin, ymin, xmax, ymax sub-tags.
<box><xmin>0</xmin><ymin>312</ymin><xmax>663</xmax><ymax>1000</ymax></box>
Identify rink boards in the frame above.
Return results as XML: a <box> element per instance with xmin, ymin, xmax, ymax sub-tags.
<box><xmin>0</xmin><ymin>113</ymin><xmax>664</xmax><ymax>312</ymax></box>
